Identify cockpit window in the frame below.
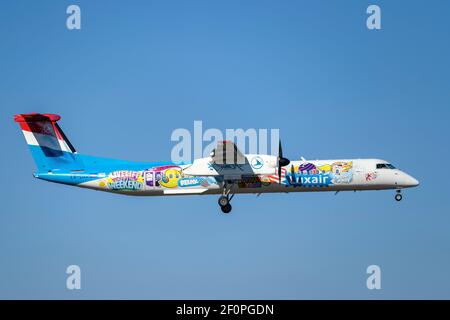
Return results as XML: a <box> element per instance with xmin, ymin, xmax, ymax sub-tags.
<box><xmin>376</xmin><ymin>163</ymin><xmax>396</xmax><ymax>169</ymax></box>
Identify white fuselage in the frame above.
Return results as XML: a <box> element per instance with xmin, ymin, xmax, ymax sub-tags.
<box><xmin>74</xmin><ymin>156</ymin><xmax>419</xmax><ymax>196</ymax></box>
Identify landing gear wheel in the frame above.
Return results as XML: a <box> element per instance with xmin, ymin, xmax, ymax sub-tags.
<box><xmin>218</xmin><ymin>196</ymin><xmax>229</xmax><ymax>207</ymax></box>
<box><xmin>395</xmin><ymin>193</ymin><xmax>402</xmax><ymax>201</ymax></box>
<box><xmin>221</xmin><ymin>204</ymin><xmax>232</xmax><ymax>214</ymax></box>
<box><xmin>219</xmin><ymin>182</ymin><xmax>235</xmax><ymax>213</ymax></box>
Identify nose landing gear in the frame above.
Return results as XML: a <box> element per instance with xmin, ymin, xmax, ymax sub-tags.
<box><xmin>395</xmin><ymin>190</ymin><xmax>402</xmax><ymax>201</ymax></box>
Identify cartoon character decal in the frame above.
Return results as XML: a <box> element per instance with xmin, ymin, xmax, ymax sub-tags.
<box><xmin>330</xmin><ymin>161</ymin><xmax>353</xmax><ymax>184</ymax></box>
<box><xmin>160</xmin><ymin>168</ymin><xmax>182</xmax><ymax>188</ymax></box>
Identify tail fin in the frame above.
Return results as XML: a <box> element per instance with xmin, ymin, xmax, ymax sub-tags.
<box><xmin>14</xmin><ymin>113</ymin><xmax>84</xmax><ymax>172</ymax></box>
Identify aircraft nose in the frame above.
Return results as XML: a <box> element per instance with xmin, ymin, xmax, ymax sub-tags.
<box><xmin>401</xmin><ymin>173</ymin><xmax>419</xmax><ymax>188</ymax></box>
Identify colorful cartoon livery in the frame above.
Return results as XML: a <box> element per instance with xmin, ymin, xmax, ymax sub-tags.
<box><xmin>14</xmin><ymin>113</ymin><xmax>419</xmax><ymax>213</ymax></box>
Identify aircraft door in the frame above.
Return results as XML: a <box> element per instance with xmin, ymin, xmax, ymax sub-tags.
<box><xmin>353</xmin><ymin>163</ymin><xmax>365</xmax><ymax>184</ymax></box>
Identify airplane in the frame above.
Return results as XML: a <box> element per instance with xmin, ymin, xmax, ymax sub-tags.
<box><xmin>14</xmin><ymin>113</ymin><xmax>419</xmax><ymax>213</ymax></box>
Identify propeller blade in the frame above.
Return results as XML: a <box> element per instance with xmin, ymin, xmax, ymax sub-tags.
<box><xmin>278</xmin><ymin>140</ymin><xmax>282</xmax><ymax>183</ymax></box>
<box><xmin>279</xmin><ymin>140</ymin><xmax>283</xmax><ymax>158</ymax></box>
<box><xmin>277</xmin><ymin>139</ymin><xmax>290</xmax><ymax>184</ymax></box>
<box><xmin>278</xmin><ymin>165</ymin><xmax>282</xmax><ymax>184</ymax></box>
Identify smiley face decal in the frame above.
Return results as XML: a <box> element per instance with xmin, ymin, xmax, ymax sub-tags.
<box><xmin>159</xmin><ymin>168</ymin><xmax>182</xmax><ymax>188</ymax></box>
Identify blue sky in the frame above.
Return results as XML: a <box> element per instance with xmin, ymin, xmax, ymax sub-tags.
<box><xmin>0</xmin><ymin>0</ymin><xmax>449</xmax><ymax>299</ymax></box>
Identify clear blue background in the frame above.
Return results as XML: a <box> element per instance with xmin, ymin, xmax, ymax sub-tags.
<box><xmin>0</xmin><ymin>0</ymin><xmax>449</xmax><ymax>299</ymax></box>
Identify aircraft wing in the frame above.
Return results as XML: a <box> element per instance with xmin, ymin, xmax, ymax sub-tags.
<box><xmin>211</xmin><ymin>140</ymin><xmax>246</xmax><ymax>165</ymax></box>
<box><xmin>183</xmin><ymin>140</ymin><xmax>275</xmax><ymax>177</ymax></box>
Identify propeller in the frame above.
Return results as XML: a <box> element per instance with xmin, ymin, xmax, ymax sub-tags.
<box><xmin>277</xmin><ymin>140</ymin><xmax>290</xmax><ymax>183</ymax></box>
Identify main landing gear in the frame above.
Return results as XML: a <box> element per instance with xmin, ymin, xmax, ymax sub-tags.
<box><xmin>218</xmin><ymin>181</ymin><xmax>235</xmax><ymax>214</ymax></box>
<box><xmin>395</xmin><ymin>190</ymin><xmax>402</xmax><ymax>201</ymax></box>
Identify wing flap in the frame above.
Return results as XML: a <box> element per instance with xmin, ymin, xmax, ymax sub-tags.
<box><xmin>211</xmin><ymin>140</ymin><xmax>246</xmax><ymax>165</ymax></box>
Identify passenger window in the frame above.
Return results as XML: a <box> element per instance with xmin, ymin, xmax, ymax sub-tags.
<box><xmin>376</xmin><ymin>163</ymin><xmax>396</xmax><ymax>169</ymax></box>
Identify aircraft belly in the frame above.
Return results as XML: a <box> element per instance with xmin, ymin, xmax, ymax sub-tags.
<box><xmin>78</xmin><ymin>179</ymin><xmax>396</xmax><ymax>196</ymax></box>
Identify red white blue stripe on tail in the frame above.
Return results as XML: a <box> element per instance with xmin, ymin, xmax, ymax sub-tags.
<box><xmin>14</xmin><ymin>113</ymin><xmax>82</xmax><ymax>171</ymax></box>
<box><xmin>14</xmin><ymin>113</ymin><xmax>75</xmax><ymax>154</ymax></box>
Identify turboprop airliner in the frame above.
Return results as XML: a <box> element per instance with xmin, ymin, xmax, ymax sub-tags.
<box><xmin>15</xmin><ymin>113</ymin><xmax>419</xmax><ymax>213</ymax></box>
